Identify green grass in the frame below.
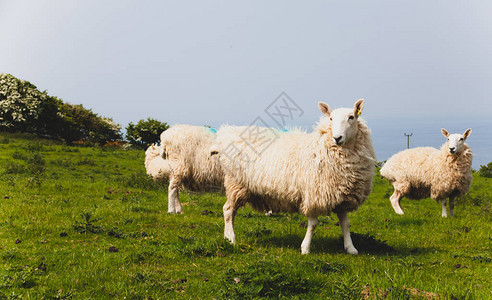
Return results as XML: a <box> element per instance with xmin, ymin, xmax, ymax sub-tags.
<box><xmin>0</xmin><ymin>132</ymin><xmax>490</xmax><ymax>299</ymax></box>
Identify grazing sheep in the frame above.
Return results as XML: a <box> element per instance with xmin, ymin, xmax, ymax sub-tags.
<box><xmin>145</xmin><ymin>144</ymin><xmax>171</xmax><ymax>183</ymax></box>
<box><xmin>212</xmin><ymin>99</ymin><xmax>376</xmax><ymax>254</ymax></box>
<box><xmin>161</xmin><ymin>125</ymin><xmax>224</xmax><ymax>214</ymax></box>
<box><xmin>380</xmin><ymin>128</ymin><xmax>473</xmax><ymax>217</ymax></box>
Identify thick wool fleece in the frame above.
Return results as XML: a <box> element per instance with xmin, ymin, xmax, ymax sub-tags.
<box><xmin>160</xmin><ymin>124</ymin><xmax>224</xmax><ymax>192</ymax></box>
<box><xmin>380</xmin><ymin>143</ymin><xmax>472</xmax><ymax>200</ymax></box>
<box><xmin>214</xmin><ymin>117</ymin><xmax>376</xmax><ymax>216</ymax></box>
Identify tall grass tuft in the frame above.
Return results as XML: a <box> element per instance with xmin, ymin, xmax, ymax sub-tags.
<box><xmin>119</xmin><ymin>171</ymin><xmax>162</xmax><ymax>190</ymax></box>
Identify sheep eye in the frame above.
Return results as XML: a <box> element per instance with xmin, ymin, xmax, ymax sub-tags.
<box><xmin>329</xmin><ymin>117</ymin><xmax>332</xmax><ymax>121</ymax></box>
<box><xmin>348</xmin><ymin>116</ymin><xmax>354</xmax><ymax>120</ymax></box>
<box><xmin>459</xmin><ymin>138</ymin><xmax>464</xmax><ymax>141</ymax></box>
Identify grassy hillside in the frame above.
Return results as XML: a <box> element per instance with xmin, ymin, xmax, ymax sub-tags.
<box><xmin>0</xmin><ymin>133</ymin><xmax>490</xmax><ymax>299</ymax></box>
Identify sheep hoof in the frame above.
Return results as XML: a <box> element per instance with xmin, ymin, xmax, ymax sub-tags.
<box><xmin>391</xmin><ymin>202</ymin><xmax>404</xmax><ymax>215</ymax></box>
<box><xmin>224</xmin><ymin>235</ymin><xmax>236</xmax><ymax>244</ymax></box>
<box><xmin>301</xmin><ymin>247</ymin><xmax>309</xmax><ymax>255</ymax></box>
<box><xmin>225</xmin><ymin>238</ymin><xmax>236</xmax><ymax>244</ymax></box>
<box><xmin>392</xmin><ymin>205</ymin><xmax>404</xmax><ymax>215</ymax></box>
<box><xmin>346</xmin><ymin>247</ymin><xmax>358</xmax><ymax>255</ymax></box>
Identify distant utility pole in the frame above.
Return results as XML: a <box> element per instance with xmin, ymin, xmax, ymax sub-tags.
<box><xmin>404</xmin><ymin>133</ymin><xmax>413</xmax><ymax>149</ymax></box>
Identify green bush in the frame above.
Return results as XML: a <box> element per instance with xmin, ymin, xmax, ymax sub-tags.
<box><xmin>478</xmin><ymin>162</ymin><xmax>492</xmax><ymax>178</ymax></box>
<box><xmin>59</xmin><ymin>103</ymin><xmax>122</xmax><ymax>144</ymax></box>
<box><xmin>125</xmin><ymin>118</ymin><xmax>169</xmax><ymax>149</ymax></box>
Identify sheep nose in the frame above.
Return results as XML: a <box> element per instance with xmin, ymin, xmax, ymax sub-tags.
<box><xmin>334</xmin><ymin>136</ymin><xmax>343</xmax><ymax>145</ymax></box>
<box><xmin>449</xmin><ymin>147</ymin><xmax>455</xmax><ymax>153</ymax></box>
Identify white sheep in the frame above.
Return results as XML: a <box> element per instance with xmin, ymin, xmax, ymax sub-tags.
<box><xmin>380</xmin><ymin>128</ymin><xmax>473</xmax><ymax>217</ymax></box>
<box><xmin>144</xmin><ymin>144</ymin><xmax>171</xmax><ymax>183</ymax></box>
<box><xmin>212</xmin><ymin>99</ymin><xmax>376</xmax><ymax>254</ymax></box>
<box><xmin>160</xmin><ymin>125</ymin><xmax>224</xmax><ymax>214</ymax></box>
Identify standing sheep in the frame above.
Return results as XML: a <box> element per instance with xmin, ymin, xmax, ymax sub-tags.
<box><xmin>145</xmin><ymin>144</ymin><xmax>171</xmax><ymax>183</ymax></box>
<box><xmin>161</xmin><ymin>125</ymin><xmax>224</xmax><ymax>214</ymax></box>
<box><xmin>212</xmin><ymin>99</ymin><xmax>376</xmax><ymax>254</ymax></box>
<box><xmin>380</xmin><ymin>128</ymin><xmax>473</xmax><ymax>217</ymax></box>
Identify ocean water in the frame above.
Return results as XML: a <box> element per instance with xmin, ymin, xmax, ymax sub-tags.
<box><xmin>369</xmin><ymin>117</ymin><xmax>492</xmax><ymax>169</ymax></box>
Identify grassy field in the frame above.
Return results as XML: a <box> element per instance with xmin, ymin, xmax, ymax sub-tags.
<box><xmin>0</xmin><ymin>132</ymin><xmax>490</xmax><ymax>299</ymax></box>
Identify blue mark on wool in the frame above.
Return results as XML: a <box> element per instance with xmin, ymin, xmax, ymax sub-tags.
<box><xmin>207</xmin><ymin>127</ymin><xmax>217</xmax><ymax>134</ymax></box>
<box><xmin>279</xmin><ymin>128</ymin><xmax>289</xmax><ymax>132</ymax></box>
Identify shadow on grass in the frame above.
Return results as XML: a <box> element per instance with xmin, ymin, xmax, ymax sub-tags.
<box><xmin>257</xmin><ymin>234</ymin><xmax>349</xmax><ymax>254</ymax></box>
<box><xmin>256</xmin><ymin>233</ymin><xmax>438</xmax><ymax>256</ymax></box>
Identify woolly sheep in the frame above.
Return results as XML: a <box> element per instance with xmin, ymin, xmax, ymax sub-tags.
<box><xmin>160</xmin><ymin>125</ymin><xmax>224</xmax><ymax>214</ymax></box>
<box><xmin>211</xmin><ymin>100</ymin><xmax>376</xmax><ymax>254</ymax></box>
<box><xmin>145</xmin><ymin>144</ymin><xmax>171</xmax><ymax>183</ymax></box>
<box><xmin>380</xmin><ymin>128</ymin><xmax>473</xmax><ymax>217</ymax></box>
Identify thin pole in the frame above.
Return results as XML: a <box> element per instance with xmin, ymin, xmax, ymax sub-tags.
<box><xmin>404</xmin><ymin>133</ymin><xmax>413</xmax><ymax>149</ymax></box>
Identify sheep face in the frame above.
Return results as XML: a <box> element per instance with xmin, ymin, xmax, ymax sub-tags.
<box><xmin>145</xmin><ymin>144</ymin><xmax>158</xmax><ymax>157</ymax></box>
<box><xmin>318</xmin><ymin>99</ymin><xmax>364</xmax><ymax>146</ymax></box>
<box><xmin>145</xmin><ymin>144</ymin><xmax>160</xmax><ymax>168</ymax></box>
<box><xmin>145</xmin><ymin>144</ymin><xmax>161</xmax><ymax>161</ymax></box>
<box><xmin>441</xmin><ymin>128</ymin><xmax>472</xmax><ymax>155</ymax></box>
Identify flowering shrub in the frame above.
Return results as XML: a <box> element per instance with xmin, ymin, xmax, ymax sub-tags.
<box><xmin>0</xmin><ymin>73</ymin><xmax>60</xmax><ymax>134</ymax></box>
<box><xmin>0</xmin><ymin>73</ymin><xmax>122</xmax><ymax>144</ymax></box>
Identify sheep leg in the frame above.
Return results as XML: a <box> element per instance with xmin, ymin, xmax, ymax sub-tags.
<box><xmin>167</xmin><ymin>177</ymin><xmax>181</xmax><ymax>214</ymax></box>
<box><xmin>223</xmin><ymin>176</ymin><xmax>248</xmax><ymax>244</ymax></box>
<box><xmin>390</xmin><ymin>190</ymin><xmax>404</xmax><ymax>215</ymax></box>
<box><xmin>223</xmin><ymin>200</ymin><xmax>237</xmax><ymax>244</ymax></box>
<box><xmin>441</xmin><ymin>199</ymin><xmax>448</xmax><ymax>218</ymax></box>
<box><xmin>337</xmin><ymin>210</ymin><xmax>358</xmax><ymax>255</ymax></box>
<box><xmin>300</xmin><ymin>216</ymin><xmax>318</xmax><ymax>254</ymax></box>
<box><xmin>449</xmin><ymin>196</ymin><xmax>455</xmax><ymax>217</ymax></box>
<box><xmin>174</xmin><ymin>195</ymin><xmax>183</xmax><ymax>214</ymax></box>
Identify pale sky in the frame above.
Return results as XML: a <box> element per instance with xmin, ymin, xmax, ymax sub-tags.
<box><xmin>1</xmin><ymin>1</ymin><xmax>491</xmax><ymax>166</ymax></box>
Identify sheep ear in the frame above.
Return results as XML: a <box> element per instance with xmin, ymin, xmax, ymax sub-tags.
<box><xmin>318</xmin><ymin>102</ymin><xmax>332</xmax><ymax>116</ymax></box>
<box><xmin>441</xmin><ymin>128</ymin><xmax>450</xmax><ymax>138</ymax></box>
<box><xmin>354</xmin><ymin>99</ymin><xmax>364</xmax><ymax>117</ymax></box>
<box><xmin>463</xmin><ymin>128</ymin><xmax>472</xmax><ymax>140</ymax></box>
